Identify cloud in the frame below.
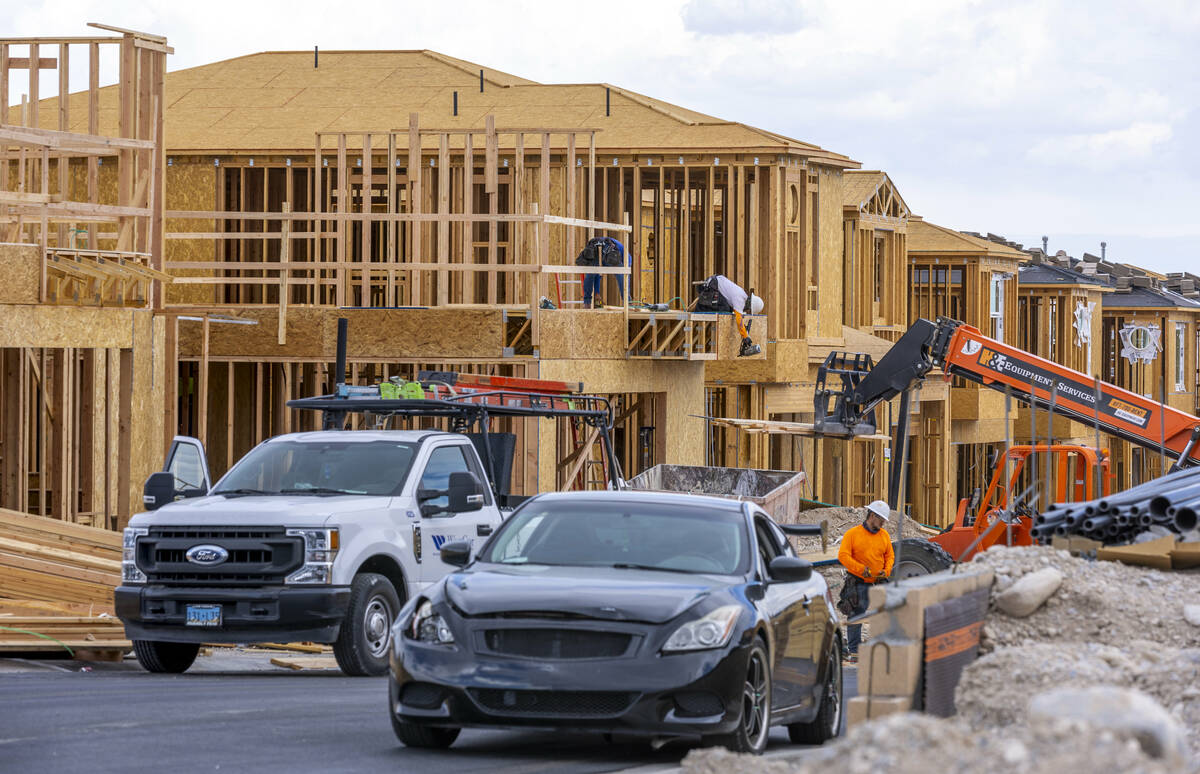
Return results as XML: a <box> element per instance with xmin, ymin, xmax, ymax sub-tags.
<box><xmin>681</xmin><ymin>0</ymin><xmax>810</xmax><ymax>35</ymax></box>
<box><xmin>1027</xmin><ymin>122</ymin><xmax>1174</xmax><ymax>169</ymax></box>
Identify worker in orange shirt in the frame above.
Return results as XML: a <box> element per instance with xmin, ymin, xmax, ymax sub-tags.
<box><xmin>836</xmin><ymin>500</ymin><xmax>894</xmax><ymax>663</ymax></box>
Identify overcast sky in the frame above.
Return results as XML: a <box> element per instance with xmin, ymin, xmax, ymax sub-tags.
<box><xmin>10</xmin><ymin>0</ymin><xmax>1199</xmax><ymax>273</ymax></box>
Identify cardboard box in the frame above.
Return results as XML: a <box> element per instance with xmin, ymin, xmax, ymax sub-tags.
<box><xmin>846</xmin><ymin>695</ymin><xmax>912</xmax><ymax>728</ymax></box>
<box><xmin>857</xmin><ymin>638</ymin><xmax>922</xmax><ymax>697</ymax></box>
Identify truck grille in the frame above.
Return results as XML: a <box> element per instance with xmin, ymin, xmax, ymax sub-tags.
<box><xmin>139</xmin><ymin>527</ymin><xmax>302</xmax><ymax>585</ymax></box>
<box><xmin>483</xmin><ymin>629</ymin><xmax>633</xmax><ymax>659</ymax></box>
<box><xmin>468</xmin><ymin>689</ymin><xmax>637</xmax><ymax>718</ymax></box>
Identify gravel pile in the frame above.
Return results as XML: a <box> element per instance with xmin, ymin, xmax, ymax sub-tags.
<box><xmin>683</xmin><ymin>712</ymin><xmax>1192</xmax><ymax>774</ymax></box>
<box><xmin>966</xmin><ymin>545</ymin><xmax>1200</xmax><ymax>651</ymax></box>
<box><xmin>957</xmin><ymin>642</ymin><xmax>1200</xmax><ymax>754</ymax></box>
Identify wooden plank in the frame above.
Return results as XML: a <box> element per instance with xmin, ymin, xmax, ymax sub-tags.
<box><xmin>408</xmin><ymin>113</ymin><xmax>422</xmax><ymax>305</ymax></box>
<box><xmin>486</xmin><ymin>115</ymin><xmax>497</xmax><ymax>304</ymax></box>
<box><xmin>438</xmin><ymin>133</ymin><xmax>449</xmax><ymax>305</ymax></box>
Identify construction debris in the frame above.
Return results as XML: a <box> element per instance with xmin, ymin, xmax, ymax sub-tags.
<box><xmin>270</xmin><ymin>656</ymin><xmax>339</xmax><ymax>671</ymax></box>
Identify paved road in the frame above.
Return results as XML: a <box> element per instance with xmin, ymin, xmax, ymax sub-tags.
<box><xmin>0</xmin><ymin>652</ymin><xmax>855</xmax><ymax>774</ymax></box>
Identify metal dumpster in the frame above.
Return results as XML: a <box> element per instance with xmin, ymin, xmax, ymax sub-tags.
<box><xmin>628</xmin><ymin>464</ymin><xmax>808</xmax><ymax>524</ymax></box>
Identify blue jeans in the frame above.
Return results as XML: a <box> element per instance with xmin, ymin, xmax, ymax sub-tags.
<box><xmin>582</xmin><ymin>274</ymin><xmax>625</xmax><ymax>306</ymax></box>
<box><xmin>844</xmin><ymin>575</ymin><xmax>871</xmax><ymax>654</ymax></box>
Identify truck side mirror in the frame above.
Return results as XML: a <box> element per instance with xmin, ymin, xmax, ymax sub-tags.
<box><xmin>142</xmin><ymin>471</ymin><xmax>178</xmax><ymax>511</ymax></box>
<box><xmin>448</xmin><ymin>471</ymin><xmax>485</xmax><ymax>513</ymax></box>
<box><xmin>440</xmin><ymin>540</ymin><xmax>472</xmax><ymax>567</ymax></box>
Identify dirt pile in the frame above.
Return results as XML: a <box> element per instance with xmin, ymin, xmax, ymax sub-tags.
<box><xmin>787</xmin><ymin>506</ymin><xmax>929</xmax><ymax>554</ymax></box>
<box><xmin>966</xmin><ymin>545</ymin><xmax>1200</xmax><ymax>651</ymax></box>
<box><xmin>957</xmin><ymin>642</ymin><xmax>1200</xmax><ymax>754</ymax></box>
<box><xmin>682</xmin><ymin>711</ymin><xmax>1192</xmax><ymax>774</ymax></box>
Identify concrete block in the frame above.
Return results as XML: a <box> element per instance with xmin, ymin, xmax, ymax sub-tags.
<box><xmin>857</xmin><ymin>638</ymin><xmax>922</xmax><ymax>698</ymax></box>
<box><xmin>846</xmin><ymin>695</ymin><xmax>913</xmax><ymax>728</ymax></box>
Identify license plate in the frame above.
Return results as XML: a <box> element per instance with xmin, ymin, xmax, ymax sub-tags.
<box><xmin>185</xmin><ymin>604</ymin><xmax>222</xmax><ymax>627</ymax></box>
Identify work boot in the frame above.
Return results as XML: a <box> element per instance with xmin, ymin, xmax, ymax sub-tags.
<box><xmin>739</xmin><ymin>337</ymin><xmax>761</xmax><ymax>357</ymax></box>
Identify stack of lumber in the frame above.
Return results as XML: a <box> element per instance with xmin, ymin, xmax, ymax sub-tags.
<box><xmin>0</xmin><ymin>508</ymin><xmax>130</xmax><ymax>660</ymax></box>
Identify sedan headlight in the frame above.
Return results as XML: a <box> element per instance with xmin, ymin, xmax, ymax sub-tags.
<box><xmin>285</xmin><ymin>528</ymin><xmax>339</xmax><ymax>584</ymax></box>
<box><xmin>407</xmin><ymin>600</ymin><xmax>455</xmax><ymax>645</ymax></box>
<box><xmin>122</xmin><ymin>527</ymin><xmax>149</xmax><ymax>584</ymax></box>
<box><xmin>662</xmin><ymin>605</ymin><xmax>741</xmax><ymax>653</ymax></box>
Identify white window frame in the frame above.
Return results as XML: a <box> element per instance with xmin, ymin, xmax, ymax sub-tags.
<box><xmin>989</xmin><ymin>273</ymin><xmax>1010</xmax><ymax>343</ymax></box>
<box><xmin>1175</xmin><ymin>322</ymin><xmax>1187</xmax><ymax>392</ymax></box>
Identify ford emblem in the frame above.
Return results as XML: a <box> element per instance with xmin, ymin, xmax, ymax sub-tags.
<box><xmin>186</xmin><ymin>545</ymin><xmax>229</xmax><ymax>566</ymax></box>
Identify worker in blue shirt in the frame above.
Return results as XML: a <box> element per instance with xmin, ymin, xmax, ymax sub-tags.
<box><xmin>579</xmin><ymin>236</ymin><xmax>631</xmax><ymax>308</ymax></box>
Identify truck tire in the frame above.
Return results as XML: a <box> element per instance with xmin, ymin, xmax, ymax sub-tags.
<box><xmin>391</xmin><ymin>715</ymin><xmax>461</xmax><ymax>749</ymax></box>
<box><xmin>890</xmin><ymin>537</ymin><xmax>954</xmax><ymax>579</ymax></box>
<box><xmin>132</xmin><ymin>640</ymin><xmax>200</xmax><ymax>673</ymax></box>
<box><xmin>788</xmin><ymin>634</ymin><xmax>843</xmax><ymax>744</ymax></box>
<box><xmin>334</xmin><ymin>572</ymin><xmax>401</xmax><ymax>676</ymax></box>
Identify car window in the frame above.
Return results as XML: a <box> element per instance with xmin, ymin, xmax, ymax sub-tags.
<box><xmin>481</xmin><ymin>500</ymin><xmax>749</xmax><ymax>575</ymax></box>
<box><xmin>755</xmin><ymin>517</ymin><xmax>783</xmax><ymax>575</ymax></box>
<box><xmin>419</xmin><ymin>445</ymin><xmax>472</xmax><ymax>516</ymax></box>
<box><xmin>166</xmin><ymin>441</ymin><xmax>208</xmax><ymax>492</ymax></box>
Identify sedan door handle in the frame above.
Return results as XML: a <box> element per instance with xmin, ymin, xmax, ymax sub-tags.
<box><xmin>476</xmin><ymin>524</ymin><xmax>493</xmax><ymax>537</ymax></box>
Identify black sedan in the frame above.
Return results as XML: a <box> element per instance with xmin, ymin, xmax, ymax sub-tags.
<box><xmin>388</xmin><ymin>491</ymin><xmax>843</xmax><ymax>754</ymax></box>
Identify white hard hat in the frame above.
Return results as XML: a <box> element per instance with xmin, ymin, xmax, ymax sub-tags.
<box><xmin>865</xmin><ymin>500</ymin><xmax>891</xmax><ymax>521</ymax></box>
<box><xmin>748</xmin><ymin>293</ymin><xmax>764</xmax><ymax>315</ymax></box>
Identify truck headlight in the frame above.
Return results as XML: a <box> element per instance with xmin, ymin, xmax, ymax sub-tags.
<box><xmin>407</xmin><ymin>600</ymin><xmax>455</xmax><ymax>645</ymax></box>
<box><xmin>285</xmin><ymin>528</ymin><xmax>339</xmax><ymax>584</ymax></box>
<box><xmin>122</xmin><ymin>527</ymin><xmax>149</xmax><ymax>584</ymax></box>
<box><xmin>662</xmin><ymin>605</ymin><xmax>741</xmax><ymax>653</ymax></box>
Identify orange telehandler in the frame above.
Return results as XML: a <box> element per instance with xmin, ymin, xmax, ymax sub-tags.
<box><xmin>813</xmin><ymin>316</ymin><xmax>1200</xmax><ymax>573</ymax></box>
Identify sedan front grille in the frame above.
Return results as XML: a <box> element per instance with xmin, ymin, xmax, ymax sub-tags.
<box><xmin>468</xmin><ymin>688</ymin><xmax>637</xmax><ymax>718</ymax></box>
<box><xmin>482</xmin><ymin>629</ymin><xmax>632</xmax><ymax>660</ymax></box>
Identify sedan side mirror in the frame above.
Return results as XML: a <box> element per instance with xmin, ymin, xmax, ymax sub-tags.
<box><xmin>448</xmin><ymin>471</ymin><xmax>485</xmax><ymax>513</ymax></box>
<box><xmin>440</xmin><ymin>540</ymin><xmax>472</xmax><ymax>567</ymax></box>
<box><xmin>768</xmin><ymin>556</ymin><xmax>813</xmax><ymax>583</ymax></box>
<box><xmin>142</xmin><ymin>471</ymin><xmax>179</xmax><ymax>511</ymax></box>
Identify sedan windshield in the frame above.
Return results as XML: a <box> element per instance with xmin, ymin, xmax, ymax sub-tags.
<box><xmin>213</xmin><ymin>440</ymin><xmax>417</xmax><ymax>497</ymax></box>
<box><xmin>482</xmin><ymin>500</ymin><xmax>749</xmax><ymax>575</ymax></box>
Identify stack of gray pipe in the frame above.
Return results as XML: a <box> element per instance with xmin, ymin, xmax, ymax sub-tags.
<box><xmin>1033</xmin><ymin>465</ymin><xmax>1200</xmax><ymax>544</ymax></box>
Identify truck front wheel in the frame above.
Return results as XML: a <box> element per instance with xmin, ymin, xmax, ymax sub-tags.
<box><xmin>132</xmin><ymin>640</ymin><xmax>200</xmax><ymax>673</ymax></box>
<box><xmin>334</xmin><ymin>572</ymin><xmax>401</xmax><ymax>676</ymax></box>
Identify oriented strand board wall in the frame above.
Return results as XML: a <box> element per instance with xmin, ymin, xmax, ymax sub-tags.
<box><xmin>0</xmin><ymin>244</ymin><xmax>41</xmax><ymax>304</ymax></box>
<box><xmin>536</xmin><ymin>358</ymin><xmax>706</xmax><ymax>489</ymax></box>
<box><xmin>124</xmin><ymin>312</ymin><xmax>167</xmax><ymax>529</ymax></box>
<box><xmin>817</xmin><ymin>167</ymin><xmax>845</xmax><ymax>338</ymax></box>
<box><xmin>165</xmin><ymin>161</ymin><xmax>218</xmax><ymax>305</ymax></box>
<box><xmin>176</xmin><ymin>307</ymin><xmax>507</xmax><ymax>359</ymax></box>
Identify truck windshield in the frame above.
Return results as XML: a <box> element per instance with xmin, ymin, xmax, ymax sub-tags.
<box><xmin>481</xmin><ymin>500</ymin><xmax>750</xmax><ymax>575</ymax></box>
<box><xmin>212</xmin><ymin>440</ymin><xmax>418</xmax><ymax>497</ymax></box>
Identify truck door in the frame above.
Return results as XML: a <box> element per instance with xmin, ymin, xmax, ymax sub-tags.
<box><xmin>164</xmin><ymin>436</ymin><xmax>212</xmax><ymax>495</ymax></box>
<box><xmin>414</xmin><ymin>442</ymin><xmax>501</xmax><ymax>583</ymax></box>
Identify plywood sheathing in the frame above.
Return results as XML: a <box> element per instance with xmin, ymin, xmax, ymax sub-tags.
<box><xmin>0</xmin><ymin>243</ymin><xmax>41</xmax><ymax>303</ymax></box>
<box><xmin>175</xmin><ymin>307</ymin><xmax>509</xmax><ymax>360</ymax></box>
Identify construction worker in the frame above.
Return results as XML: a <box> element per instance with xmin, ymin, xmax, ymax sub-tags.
<box><xmin>836</xmin><ymin>499</ymin><xmax>894</xmax><ymax>663</ymax></box>
<box><xmin>579</xmin><ymin>236</ymin><xmax>631</xmax><ymax>308</ymax></box>
<box><xmin>692</xmin><ymin>275</ymin><xmax>763</xmax><ymax>356</ymax></box>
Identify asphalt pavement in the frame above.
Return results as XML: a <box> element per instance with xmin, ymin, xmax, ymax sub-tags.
<box><xmin>0</xmin><ymin>650</ymin><xmax>856</xmax><ymax>774</ymax></box>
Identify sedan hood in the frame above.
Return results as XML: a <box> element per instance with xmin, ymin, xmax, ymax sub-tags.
<box><xmin>444</xmin><ymin>565</ymin><xmax>727</xmax><ymax>624</ymax></box>
<box><xmin>127</xmin><ymin>494</ymin><xmax>385</xmax><ymax>528</ymax></box>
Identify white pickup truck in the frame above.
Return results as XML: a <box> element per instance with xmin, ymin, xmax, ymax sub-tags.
<box><xmin>116</xmin><ymin>430</ymin><xmax>504</xmax><ymax>675</ymax></box>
